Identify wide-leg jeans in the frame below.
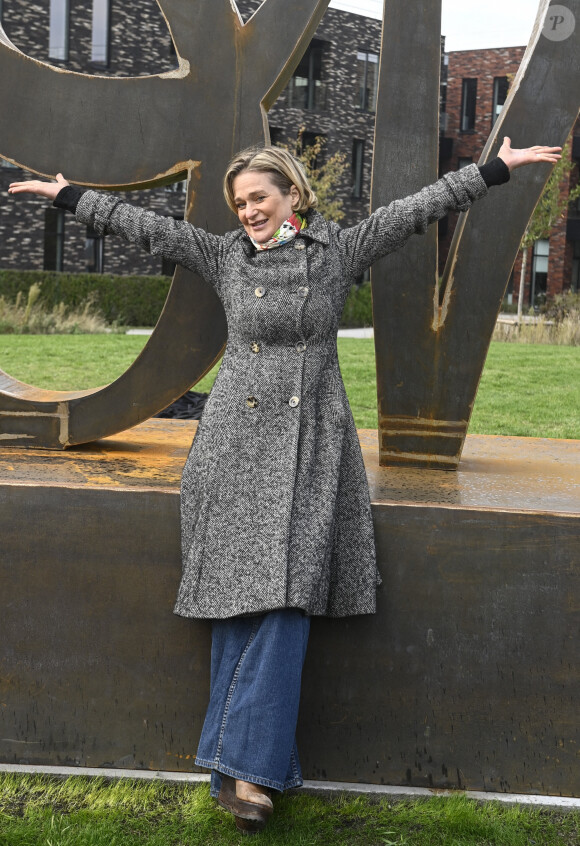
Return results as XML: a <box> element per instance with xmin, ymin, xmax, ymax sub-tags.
<box><xmin>195</xmin><ymin>609</ymin><xmax>311</xmax><ymax>797</ymax></box>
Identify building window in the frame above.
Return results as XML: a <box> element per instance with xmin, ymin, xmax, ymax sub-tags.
<box><xmin>269</xmin><ymin>126</ymin><xmax>284</xmax><ymax>146</ymax></box>
<box><xmin>440</xmin><ymin>52</ymin><xmax>449</xmax><ymax>131</ymax></box>
<box><xmin>287</xmin><ymin>39</ymin><xmax>326</xmax><ymax>111</ymax></box>
<box><xmin>458</xmin><ymin>157</ymin><xmax>473</xmax><ymax>169</ymax></box>
<box><xmin>91</xmin><ymin>0</ymin><xmax>110</xmax><ymax>65</ymax></box>
<box><xmin>49</xmin><ymin>0</ymin><xmax>70</xmax><ymax>61</ymax></box>
<box><xmin>164</xmin><ymin>179</ymin><xmax>187</xmax><ymax>193</ymax></box>
<box><xmin>296</xmin><ymin>131</ymin><xmax>324</xmax><ymax>169</ymax></box>
<box><xmin>492</xmin><ymin>77</ymin><xmax>508</xmax><ymax>125</ymax></box>
<box><xmin>44</xmin><ymin>209</ymin><xmax>65</xmax><ymax>271</ymax></box>
<box><xmin>572</xmin><ymin>240</ymin><xmax>580</xmax><ymax>292</ymax></box>
<box><xmin>460</xmin><ymin>78</ymin><xmax>477</xmax><ymax>132</ymax></box>
<box><xmin>356</xmin><ymin>50</ymin><xmax>378</xmax><ymax>112</ymax></box>
<box><xmin>294</xmin><ymin>130</ymin><xmax>326</xmax><ymax>171</ymax></box>
<box><xmin>352</xmin><ymin>139</ymin><xmax>365</xmax><ymax>199</ymax></box>
<box><xmin>86</xmin><ymin>225</ymin><xmax>105</xmax><ymax>273</ymax></box>
<box><xmin>530</xmin><ymin>238</ymin><xmax>549</xmax><ymax>305</ymax></box>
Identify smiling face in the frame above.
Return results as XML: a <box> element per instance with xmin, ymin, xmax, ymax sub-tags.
<box><xmin>232</xmin><ymin>170</ymin><xmax>300</xmax><ymax>244</ymax></box>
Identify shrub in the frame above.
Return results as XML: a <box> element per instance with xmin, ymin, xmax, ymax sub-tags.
<box><xmin>0</xmin><ymin>269</ymin><xmax>171</xmax><ymax>326</ymax></box>
<box><xmin>542</xmin><ymin>290</ymin><xmax>580</xmax><ymax>323</ymax></box>
<box><xmin>493</xmin><ymin>293</ymin><xmax>580</xmax><ymax>346</ymax></box>
<box><xmin>0</xmin><ymin>284</ymin><xmax>119</xmax><ymax>334</ymax></box>
<box><xmin>340</xmin><ymin>281</ymin><xmax>373</xmax><ymax>327</ymax></box>
<box><xmin>0</xmin><ymin>271</ymin><xmax>377</xmax><ymax>329</ymax></box>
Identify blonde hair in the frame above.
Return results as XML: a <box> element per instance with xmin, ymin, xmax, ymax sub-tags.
<box><xmin>223</xmin><ymin>145</ymin><xmax>318</xmax><ymax>215</ymax></box>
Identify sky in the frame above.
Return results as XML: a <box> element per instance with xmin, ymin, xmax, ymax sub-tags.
<box><xmin>329</xmin><ymin>0</ymin><xmax>540</xmax><ymax>52</ymax></box>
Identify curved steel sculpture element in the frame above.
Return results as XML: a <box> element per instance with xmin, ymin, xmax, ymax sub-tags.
<box><xmin>0</xmin><ymin>0</ymin><xmax>329</xmax><ymax>448</ymax></box>
<box><xmin>371</xmin><ymin>0</ymin><xmax>580</xmax><ymax>469</ymax></box>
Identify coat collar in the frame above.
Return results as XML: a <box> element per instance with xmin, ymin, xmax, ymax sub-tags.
<box><xmin>235</xmin><ymin>209</ymin><xmax>330</xmax><ymax>257</ymax></box>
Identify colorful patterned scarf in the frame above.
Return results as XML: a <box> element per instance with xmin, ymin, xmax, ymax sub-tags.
<box><xmin>250</xmin><ymin>212</ymin><xmax>307</xmax><ymax>251</ymax></box>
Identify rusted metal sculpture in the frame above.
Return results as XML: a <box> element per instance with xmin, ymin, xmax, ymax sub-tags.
<box><xmin>371</xmin><ymin>0</ymin><xmax>580</xmax><ymax>468</ymax></box>
<box><xmin>0</xmin><ymin>0</ymin><xmax>578</xmax><ymax>464</ymax></box>
<box><xmin>0</xmin><ymin>0</ymin><xmax>329</xmax><ymax>447</ymax></box>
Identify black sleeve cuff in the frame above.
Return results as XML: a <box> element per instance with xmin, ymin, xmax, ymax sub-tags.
<box><xmin>53</xmin><ymin>185</ymin><xmax>86</xmax><ymax>213</ymax></box>
<box><xmin>478</xmin><ymin>157</ymin><xmax>510</xmax><ymax>188</ymax></box>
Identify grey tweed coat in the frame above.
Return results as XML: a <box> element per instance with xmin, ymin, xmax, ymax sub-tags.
<box><xmin>76</xmin><ymin>164</ymin><xmax>488</xmax><ymax>620</ymax></box>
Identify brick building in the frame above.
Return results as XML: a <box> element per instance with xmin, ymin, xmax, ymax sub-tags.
<box><xmin>0</xmin><ymin>2</ymin><xmax>578</xmax><ymax>303</ymax></box>
<box><xmin>0</xmin><ymin>0</ymin><xmax>383</xmax><ymax>280</ymax></box>
<box><xmin>440</xmin><ymin>46</ymin><xmax>580</xmax><ymax>306</ymax></box>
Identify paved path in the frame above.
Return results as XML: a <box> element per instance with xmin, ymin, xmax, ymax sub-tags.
<box><xmin>127</xmin><ymin>318</ymin><xmax>534</xmax><ymax>339</ymax></box>
<box><xmin>126</xmin><ymin>327</ymin><xmax>375</xmax><ymax>337</ymax></box>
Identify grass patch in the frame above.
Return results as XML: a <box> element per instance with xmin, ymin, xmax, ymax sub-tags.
<box><xmin>0</xmin><ymin>774</ymin><xmax>578</xmax><ymax>845</ymax></box>
<box><xmin>469</xmin><ymin>343</ymin><xmax>580</xmax><ymax>439</ymax></box>
<box><xmin>0</xmin><ymin>336</ymin><xmax>578</xmax><ymax>438</ymax></box>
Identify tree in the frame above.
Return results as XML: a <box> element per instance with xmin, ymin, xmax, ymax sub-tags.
<box><xmin>517</xmin><ymin>134</ymin><xmax>580</xmax><ymax>322</ymax></box>
<box><xmin>276</xmin><ymin>129</ymin><xmax>348</xmax><ymax>222</ymax></box>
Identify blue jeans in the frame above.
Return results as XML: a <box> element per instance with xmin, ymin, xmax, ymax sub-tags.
<box><xmin>195</xmin><ymin>609</ymin><xmax>311</xmax><ymax>796</ymax></box>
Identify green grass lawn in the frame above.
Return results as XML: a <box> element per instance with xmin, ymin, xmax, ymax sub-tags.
<box><xmin>0</xmin><ymin>774</ymin><xmax>578</xmax><ymax>846</ymax></box>
<box><xmin>0</xmin><ymin>335</ymin><xmax>578</xmax><ymax>439</ymax></box>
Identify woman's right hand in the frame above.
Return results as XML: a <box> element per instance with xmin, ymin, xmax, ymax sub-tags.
<box><xmin>8</xmin><ymin>172</ymin><xmax>69</xmax><ymax>201</ymax></box>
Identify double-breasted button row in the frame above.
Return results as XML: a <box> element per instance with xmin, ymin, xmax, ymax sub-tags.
<box><xmin>250</xmin><ymin>341</ymin><xmax>305</xmax><ymax>354</ymax></box>
<box><xmin>246</xmin><ymin>395</ymin><xmax>300</xmax><ymax>408</ymax></box>
<box><xmin>253</xmin><ymin>286</ymin><xmax>308</xmax><ymax>298</ymax></box>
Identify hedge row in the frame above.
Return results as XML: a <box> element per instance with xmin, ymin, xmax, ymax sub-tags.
<box><xmin>341</xmin><ymin>280</ymin><xmax>373</xmax><ymax>328</ymax></box>
<box><xmin>0</xmin><ymin>269</ymin><xmax>171</xmax><ymax>326</ymax></box>
<box><xmin>0</xmin><ymin>270</ymin><xmax>374</xmax><ymax>328</ymax></box>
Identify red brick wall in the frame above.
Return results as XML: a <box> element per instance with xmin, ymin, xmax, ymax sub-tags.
<box><xmin>444</xmin><ymin>47</ymin><xmax>525</xmax><ymax>166</ymax></box>
<box><xmin>439</xmin><ymin>47</ymin><xmax>580</xmax><ymax>304</ymax></box>
<box><xmin>439</xmin><ymin>47</ymin><xmax>525</xmax><ymax>281</ymax></box>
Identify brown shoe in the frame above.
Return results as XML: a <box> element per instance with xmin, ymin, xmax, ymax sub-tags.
<box><xmin>217</xmin><ymin>774</ymin><xmax>273</xmax><ymax>834</ymax></box>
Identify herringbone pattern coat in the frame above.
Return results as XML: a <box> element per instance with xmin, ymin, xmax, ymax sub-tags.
<box><xmin>76</xmin><ymin>164</ymin><xmax>488</xmax><ymax>619</ymax></box>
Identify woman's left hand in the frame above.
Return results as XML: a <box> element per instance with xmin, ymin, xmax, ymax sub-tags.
<box><xmin>498</xmin><ymin>136</ymin><xmax>562</xmax><ymax>171</ymax></box>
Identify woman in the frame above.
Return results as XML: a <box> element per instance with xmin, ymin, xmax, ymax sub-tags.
<box><xmin>9</xmin><ymin>137</ymin><xmax>561</xmax><ymax>834</ymax></box>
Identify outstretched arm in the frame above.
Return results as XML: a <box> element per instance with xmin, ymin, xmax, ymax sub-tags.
<box><xmin>8</xmin><ymin>174</ymin><xmax>223</xmax><ymax>288</ymax></box>
<box><xmin>338</xmin><ymin>138</ymin><xmax>563</xmax><ymax>282</ymax></box>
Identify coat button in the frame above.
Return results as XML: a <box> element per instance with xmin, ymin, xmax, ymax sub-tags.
<box><xmin>297</xmin><ymin>286</ymin><xmax>309</xmax><ymax>297</ymax></box>
<box><xmin>250</xmin><ymin>342</ymin><xmax>260</xmax><ymax>353</ymax></box>
<box><xmin>294</xmin><ymin>241</ymin><xmax>306</xmax><ymax>250</ymax></box>
<box><xmin>246</xmin><ymin>396</ymin><xmax>258</xmax><ymax>408</ymax></box>
<box><xmin>295</xmin><ymin>342</ymin><xmax>306</xmax><ymax>353</ymax></box>
<box><xmin>255</xmin><ymin>286</ymin><xmax>266</xmax><ymax>298</ymax></box>
<box><xmin>289</xmin><ymin>396</ymin><xmax>300</xmax><ymax>407</ymax></box>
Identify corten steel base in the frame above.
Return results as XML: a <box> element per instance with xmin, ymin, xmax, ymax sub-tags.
<box><xmin>1</xmin><ymin>420</ymin><xmax>578</xmax><ymax>794</ymax></box>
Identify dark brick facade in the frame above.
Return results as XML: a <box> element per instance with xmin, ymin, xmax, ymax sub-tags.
<box><xmin>0</xmin><ymin>3</ymin><xmax>577</xmax><ymax>301</ymax></box>
<box><xmin>0</xmin><ymin>0</ymin><xmax>186</xmax><ymax>277</ymax></box>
